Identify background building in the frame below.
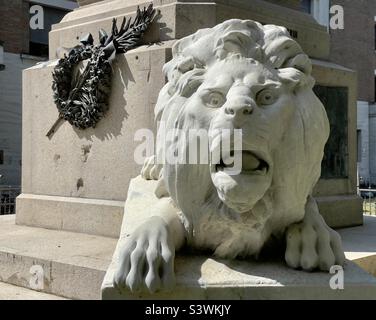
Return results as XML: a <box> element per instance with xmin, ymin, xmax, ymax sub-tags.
<box><xmin>267</xmin><ymin>0</ymin><xmax>376</xmax><ymax>189</ymax></box>
<box><xmin>0</xmin><ymin>0</ymin><xmax>77</xmax><ymax>187</ymax></box>
<box><xmin>324</xmin><ymin>0</ymin><xmax>376</xmax><ymax>187</ymax></box>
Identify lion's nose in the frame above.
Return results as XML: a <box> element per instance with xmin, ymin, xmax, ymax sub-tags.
<box><xmin>225</xmin><ymin>104</ymin><xmax>253</xmax><ymax>116</ymax></box>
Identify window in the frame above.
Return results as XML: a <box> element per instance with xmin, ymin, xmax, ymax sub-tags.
<box><xmin>311</xmin><ymin>0</ymin><xmax>330</xmax><ymax>28</ymax></box>
<box><xmin>301</xmin><ymin>0</ymin><xmax>312</xmax><ymax>13</ymax></box>
<box><xmin>357</xmin><ymin>130</ymin><xmax>362</xmax><ymax>163</ymax></box>
<box><xmin>0</xmin><ymin>150</ymin><xmax>3</xmax><ymax>165</ymax></box>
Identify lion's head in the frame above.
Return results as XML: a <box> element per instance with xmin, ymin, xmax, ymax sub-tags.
<box><xmin>152</xmin><ymin>19</ymin><xmax>329</xmax><ymax>257</ymax></box>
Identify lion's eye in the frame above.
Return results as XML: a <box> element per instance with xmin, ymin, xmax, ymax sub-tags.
<box><xmin>256</xmin><ymin>89</ymin><xmax>277</xmax><ymax>106</ymax></box>
<box><xmin>206</xmin><ymin>92</ymin><xmax>225</xmax><ymax>108</ymax></box>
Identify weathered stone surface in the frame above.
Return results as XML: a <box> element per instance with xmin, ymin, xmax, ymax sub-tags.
<box><xmin>0</xmin><ymin>281</ymin><xmax>67</xmax><ymax>300</ymax></box>
<box><xmin>0</xmin><ymin>215</ymin><xmax>116</xmax><ymax>300</ymax></box>
<box><xmin>102</xmin><ymin>178</ymin><xmax>376</xmax><ymax>299</ymax></box>
<box><xmin>49</xmin><ymin>0</ymin><xmax>329</xmax><ymax>60</ymax></box>
<box><xmin>18</xmin><ymin>42</ymin><xmax>173</xmax><ymax>236</ymax></box>
<box><xmin>0</xmin><ymin>202</ymin><xmax>373</xmax><ymax>300</ymax></box>
<box><xmin>22</xmin><ymin>43</ymin><xmax>170</xmax><ymax>201</ymax></box>
<box><xmin>103</xmin><ymin>256</ymin><xmax>376</xmax><ymax>300</ymax></box>
<box><xmin>16</xmin><ymin>194</ymin><xmax>124</xmax><ymax>238</ymax></box>
<box><xmin>339</xmin><ymin>215</ymin><xmax>376</xmax><ymax>277</ymax></box>
<box><xmin>317</xmin><ymin>195</ymin><xmax>363</xmax><ymax>228</ymax></box>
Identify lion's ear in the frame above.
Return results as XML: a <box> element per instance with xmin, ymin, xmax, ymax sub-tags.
<box><xmin>278</xmin><ymin>67</ymin><xmax>315</xmax><ymax>90</ymax></box>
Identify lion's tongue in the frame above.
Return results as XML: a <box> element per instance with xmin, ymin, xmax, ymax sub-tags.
<box><xmin>242</xmin><ymin>152</ymin><xmax>260</xmax><ymax>171</ymax></box>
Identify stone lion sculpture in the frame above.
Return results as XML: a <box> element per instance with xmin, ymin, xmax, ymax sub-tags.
<box><xmin>113</xmin><ymin>19</ymin><xmax>345</xmax><ymax>293</ymax></box>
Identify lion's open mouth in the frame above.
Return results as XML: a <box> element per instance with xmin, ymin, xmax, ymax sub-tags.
<box><xmin>215</xmin><ymin>150</ymin><xmax>269</xmax><ymax>175</ymax></box>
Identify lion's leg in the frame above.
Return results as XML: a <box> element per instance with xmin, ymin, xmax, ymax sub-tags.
<box><xmin>285</xmin><ymin>195</ymin><xmax>345</xmax><ymax>271</ymax></box>
<box><xmin>113</xmin><ymin>197</ymin><xmax>186</xmax><ymax>293</ymax></box>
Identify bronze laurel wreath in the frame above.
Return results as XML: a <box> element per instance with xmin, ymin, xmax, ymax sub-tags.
<box><xmin>51</xmin><ymin>4</ymin><xmax>155</xmax><ymax>130</ymax></box>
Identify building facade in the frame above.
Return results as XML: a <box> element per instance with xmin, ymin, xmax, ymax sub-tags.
<box><xmin>0</xmin><ymin>0</ymin><xmax>77</xmax><ymax>186</ymax></box>
<box><xmin>270</xmin><ymin>0</ymin><xmax>376</xmax><ymax>189</ymax></box>
<box><xmin>324</xmin><ymin>0</ymin><xmax>376</xmax><ymax>187</ymax></box>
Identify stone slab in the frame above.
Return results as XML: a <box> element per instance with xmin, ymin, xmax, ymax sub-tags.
<box><xmin>317</xmin><ymin>195</ymin><xmax>363</xmax><ymax>228</ymax></box>
<box><xmin>0</xmin><ymin>215</ymin><xmax>117</xmax><ymax>300</ymax></box>
<box><xmin>0</xmin><ymin>281</ymin><xmax>67</xmax><ymax>300</ymax></box>
<box><xmin>16</xmin><ymin>193</ymin><xmax>124</xmax><ymax>238</ymax></box>
<box><xmin>101</xmin><ymin>177</ymin><xmax>376</xmax><ymax>300</ymax></box>
<box><xmin>0</xmin><ymin>204</ymin><xmax>373</xmax><ymax>300</ymax></box>
<box><xmin>49</xmin><ymin>0</ymin><xmax>329</xmax><ymax>60</ymax></box>
<box><xmin>339</xmin><ymin>215</ymin><xmax>376</xmax><ymax>277</ymax></box>
<box><xmin>102</xmin><ymin>256</ymin><xmax>376</xmax><ymax>300</ymax></box>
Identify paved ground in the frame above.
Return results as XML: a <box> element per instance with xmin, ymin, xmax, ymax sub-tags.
<box><xmin>0</xmin><ymin>281</ymin><xmax>67</xmax><ymax>300</ymax></box>
<box><xmin>338</xmin><ymin>214</ymin><xmax>376</xmax><ymax>276</ymax></box>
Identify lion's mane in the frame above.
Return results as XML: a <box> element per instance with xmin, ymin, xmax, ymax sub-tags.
<box><xmin>150</xmin><ymin>19</ymin><xmax>329</xmax><ymax>258</ymax></box>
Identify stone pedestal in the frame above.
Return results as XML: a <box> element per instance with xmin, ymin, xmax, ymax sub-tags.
<box><xmin>101</xmin><ymin>177</ymin><xmax>376</xmax><ymax>300</ymax></box>
<box><xmin>17</xmin><ymin>42</ymin><xmax>172</xmax><ymax>237</ymax></box>
<box><xmin>49</xmin><ymin>0</ymin><xmax>329</xmax><ymax>60</ymax></box>
<box><xmin>103</xmin><ymin>256</ymin><xmax>376</xmax><ymax>300</ymax></box>
<box><xmin>312</xmin><ymin>59</ymin><xmax>363</xmax><ymax>227</ymax></box>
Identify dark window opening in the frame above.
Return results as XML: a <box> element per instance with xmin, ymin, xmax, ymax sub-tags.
<box><xmin>29</xmin><ymin>42</ymin><xmax>49</xmax><ymax>57</ymax></box>
<box><xmin>29</xmin><ymin>4</ymin><xmax>68</xmax><ymax>57</ymax></box>
<box><xmin>313</xmin><ymin>85</ymin><xmax>349</xmax><ymax>179</ymax></box>
<box><xmin>0</xmin><ymin>150</ymin><xmax>3</xmax><ymax>165</ymax></box>
<box><xmin>357</xmin><ymin>129</ymin><xmax>362</xmax><ymax>163</ymax></box>
<box><xmin>301</xmin><ymin>0</ymin><xmax>312</xmax><ymax>13</ymax></box>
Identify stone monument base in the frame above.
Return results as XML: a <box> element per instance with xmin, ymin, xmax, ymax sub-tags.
<box><xmin>101</xmin><ymin>177</ymin><xmax>376</xmax><ymax>300</ymax></box>
<box><xmin>0</xmin><ymin>204</ymin><xmax>375</xmax><ymax>299</ymax></box>
<box><xmin>102</xmin><ymin>256</ymin><xmax>376</xmax><ymax>300</ymax></box>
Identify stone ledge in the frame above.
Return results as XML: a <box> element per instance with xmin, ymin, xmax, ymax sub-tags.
<box><xmin>49</xmin><ymin>0</ymin><xmax>329</xmax><ymax>60</ymax></box>
<box><xmin>0</xmin><ymin>215</ymin><xmax>117</xmax><ymax>300</ymax></box>
<box><xmin>16</xmin><ymin>193</ymin><xmax>124</xmax><ymax>238</ymax></box>
<box><xmin>101</xmin><ymin>177</ymin><xmax>376</xmax><ymax>300</ymax></box>
<box><xmin>339</xmin><ymin>215</ymin><xmax>376</xmax><ymax>277</ymax></box>
<box><xmin>317</xmin><ymin>194</ymin><xmax>363</xmax><ymax>228</ymax></box>
<box><xmin>102</xmin><ymin>256</ymin><xmax>376</xmax><ymax>300</ymax></box>
<box><xmin>0</xmin><ymin>281</ymin><xmax>67</xmax><ymax>300</ymax></box>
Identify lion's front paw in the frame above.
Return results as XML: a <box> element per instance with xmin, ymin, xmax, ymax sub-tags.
<box><xmin>113</xmin><ymin>216</ymin><xmax>175</xmax><ymax>293</ymax></box>
<box><xmin>285</xmin><ymin>219</ymin><xmax>345</xmax><ymax>272</ymax></box>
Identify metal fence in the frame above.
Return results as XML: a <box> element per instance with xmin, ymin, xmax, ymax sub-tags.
<box><xmin>0</xmin><ymin>186</ymin><xmax>20</xmax><ymax>215</ymax></box>
<box><xmin>359</xmin><ymin>188</ymin><xmax>376</xmax><ymax>215</ymax></box>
